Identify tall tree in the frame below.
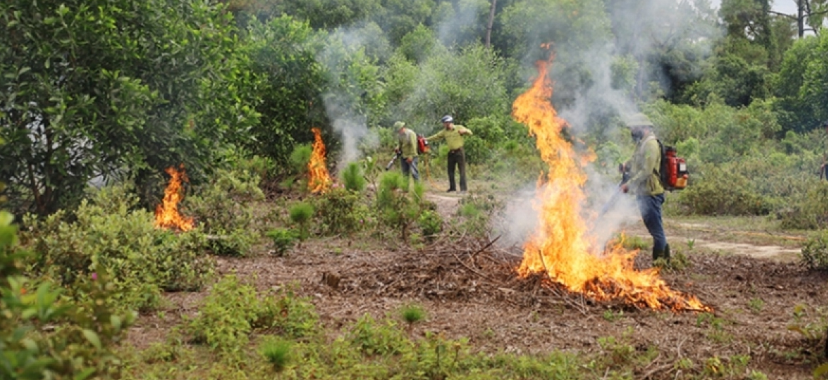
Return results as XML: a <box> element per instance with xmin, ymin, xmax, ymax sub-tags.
<box><xmin>0</xmin><ymin>0</ymin><xmax>256</xmax><ymax>216</ymax></box>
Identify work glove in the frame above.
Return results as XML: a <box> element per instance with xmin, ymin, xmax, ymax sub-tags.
<box><xmin>406</xmin><ymin>157</ymin><xmax>413</xmax><ymax>164</ymax></box>
<box><xmin>621</xmin><ymin>184</ymin><xmax>629</xmax><ymax>194</ymax></box>
<box><xmin>618</xmin><ymin>163</ymin><xmax>627</xmax><ymax>173</ymax></box>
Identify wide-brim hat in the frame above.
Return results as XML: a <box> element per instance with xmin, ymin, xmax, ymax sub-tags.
<box><xmin>624</xmin><ymin>113</ymin><xmax>654</xmax><ymax>128</ymax></box>
<box><xmin>394</xmin><ymin>121</ymin><xmax>406</xmax><ymax>129</ymax></box>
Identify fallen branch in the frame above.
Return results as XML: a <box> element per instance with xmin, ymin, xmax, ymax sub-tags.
<box><xmin>451</xmin><ymin>252</ymin><xmax>498</xmax><ymax>283</ymax></box>
<box><xmin>469</xmin><ymin>234</ymin><xmax>501</xmax><ymax>258</ymax></box>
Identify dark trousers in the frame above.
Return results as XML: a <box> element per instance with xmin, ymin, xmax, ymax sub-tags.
<box><xmin>636</xmin><ymin>193</ymin><xmax>667</xmax><ymax>252</ymax></box>
<box><xmin>401</xmin><ymin>157</ymin><xmax>419</xmax><ymax>181</ymax></box>
<box><xmin>447</xmin><ymin>148</ymin><xmax>467</xmax><ymax>191</ymax></box>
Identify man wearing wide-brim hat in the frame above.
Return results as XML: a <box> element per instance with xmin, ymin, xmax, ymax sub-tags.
<box><xmin>621</xmin><ymin>113</ymin><xmax>669</xmax><ymax>263</ymax></box>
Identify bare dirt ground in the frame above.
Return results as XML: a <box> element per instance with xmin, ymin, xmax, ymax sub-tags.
<box><xmin>127</xmin><ymin>190</ymin><xmax>828</xmax><ymax>379</ymax></box>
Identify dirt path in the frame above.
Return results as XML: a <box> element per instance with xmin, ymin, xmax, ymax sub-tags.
<box><xmin>623</xmin><ymin>221</ymin><xmax>803</xmax><ymax>263</ymax></box>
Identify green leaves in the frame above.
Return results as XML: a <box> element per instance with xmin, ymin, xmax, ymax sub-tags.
<box><xmin>1</xmin><ymin>0</ymin><xmax>255</xmax><ymax>216</ymax></box>
<box><xmin>81</xmin><ymin>329</ymin><xmax>102</xmax><ymax>350</ymax></box>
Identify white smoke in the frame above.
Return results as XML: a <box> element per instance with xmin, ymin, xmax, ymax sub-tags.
<box><xmin>494</xmin><ymin>0</ymin><xmax>720</xmax><ymax>252</ymax></box>
<box><xmin>318</xmin><ymin>22</ymin><xmax>390</xmax><ymax>170</ymax></box>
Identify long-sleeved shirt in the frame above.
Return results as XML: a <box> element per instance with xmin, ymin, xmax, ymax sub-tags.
<box><xmin>626</xmin><ymin>135</ymin><xmax>664</xmax><ymax>196</ymax></box>
<box><xmin>397</xmin><ymin>128</ymin><xmax>418</xmax><ymax>159</ymax></box>
<box><xmin>426</xmin><ymin>125</ymin><xmax>472</xmax><ymax>151</ymax></box>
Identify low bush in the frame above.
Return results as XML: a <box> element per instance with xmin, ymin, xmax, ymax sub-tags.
<box><xmin>1</xmin><ymin>210</ymin><xmax>136</xmax><ymax>379</ymax></box>
<box><xmin>23</xmin><ymin>184</ymin><xmax>213</xmax><ymax>312</ymax></box>
<box><xmin>289</xmin><ymin>202</ymin><xmax>314</xmax><ymax>240</ymax></box>
<box><xmin>315</xmin><ymin>187</ymin><xmax>370</xmax><ymax>235</ymax></box>
<box><xmin>677</xmin><ymin>166</ymin><xmax>769</xmax><ymax>216</ymax></box>
<box><xmin>266</xmin><ymin>228</ymin><xmax>297</xmax><ymax>256</ymax></box>
<box><xmin>186</xmin><ymin>275</ymin><xmax>318</xmax><ymax>355</ymax></box>
<box><xmin>801</xmin><ymin>230</ymin><xmax>828</xmax><ymax>270</ymax></box>
<box><xmin>779</xmin><ymin>182</ymin><xmax>828</xmax><ymax>230</ymax></box>
<box><xmin>184</xmin><ymin>168</ymin><xmax>265</xmax><ymax>257</ymax></box>
<box><xmin>376</xmin><ymin>172</ymin><xmax>426</xmax><ymax>241</ymax></box>
<box><xmin>341</xmin><ymin>162</ymin><xmax>367</xmax><ymax>192</ymax></box>
<box><xmin>417</xmin><ymin>210</ymin><xmax>443</xmax><ymax>240</ymax></box>
<box><xmin>289</xmin><ymin>143</ymin><xmax>313</xmax><ymax>176</ymax></box>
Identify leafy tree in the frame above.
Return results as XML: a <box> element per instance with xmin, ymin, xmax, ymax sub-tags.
<box><xmin>773</xmin><ymin>35</ymin><xmax>821</xmax><ymax>132</ymax></box>
<box><xmin>0</xmin><ymin>0</ymin><xmax>256</xmax><ymax>216</ymax></box>
<box><xmin>238</xmin><ymin>15</ymin><xmax>327</xmax><ymax>171</ymax></box>
<box><xmin>384</xmin><ymin>43</ymin><xmax>510</xmax><ymax>130</ymax></box>
<box><xmin>604</xmin><ymin>0</ymin><xmax>719</xmax><ymax>102</ymax></box>
<box><xmin>222</xmin><ymin>0</ymin><xmax>382</xmax><ymax>29</ymax></box>
<box><xmin>720</xmin><ymin>0</ymin><xmax>777</xmax><ymax>67</ymax></box>
<box><xmin>372</xmin><ymin>0</ymin><xmax>436</xmax><ymax>45</ymax></box>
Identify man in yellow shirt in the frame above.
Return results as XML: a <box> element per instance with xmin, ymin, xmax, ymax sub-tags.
<box><xmin>426</xmin><ymin>115</ymin><xmax>473</xmax><ymax>193</ymax></box>
<box><xmin>394</xmin><ymin>121</ymin><xmax>419</xmax><ymax>181</ymax></box>
<box><xmin>620</xmin><ymin>113</ymin><xmax>668</xmax><ymax>262</ymax></box>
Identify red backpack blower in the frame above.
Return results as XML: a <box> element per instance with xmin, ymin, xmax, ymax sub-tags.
<box><xmin>657</xmin><ymin>141</ymin><xmax>688</xmax><ymax>191</ymax></box>
<box><xmin>417</xmin><ymin>134</ymin><xmax>429</xmax><ymax>154</ymax></box>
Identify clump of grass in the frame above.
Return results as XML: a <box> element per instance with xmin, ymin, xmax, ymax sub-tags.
<box><xmin>654</xmin><ymin>251</ymin><xmax>690</xmax><ymax>272</ymax></box>
<box><xmin>261</xmin><ymin>338</ymin><xmax>292</xmax><ymax>372</ymax></box>
<box><xmin>400</xmin><ymin>304</ymin><xmax>426</xmax><ymax>332</ymax></box>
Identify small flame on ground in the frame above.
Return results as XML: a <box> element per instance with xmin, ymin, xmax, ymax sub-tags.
<box><xmin>512</xmin><ymin>53</ymin><xmax>710</xmax><ymax>312</ymax></box>
<box><xmin>155</xmin><ymin>165</ymin><xmax>194</xmax><ymax>232</ymax></box>
<box><xmin>308</xmin><ymin>127</ymin><xmax>332</xmax><ymax>194</ymax></box>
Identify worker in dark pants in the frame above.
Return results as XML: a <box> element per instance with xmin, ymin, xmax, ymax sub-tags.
<box><xmin>621</xmin><ymin>113</ymin><xmax>669</xmax><ymax>263</ymax></box>
<box><xmin>426</xmin><ymin>115</ymin><xmax>473</xmax><ymax>193</ymax></box>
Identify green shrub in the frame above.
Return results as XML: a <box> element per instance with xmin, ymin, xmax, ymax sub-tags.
<box><xmin>677</xmin><ymin>166</ymin><xmax>769</xmax><ymax>216</ymax></box>
<box><xmin>780</xmin><ymin>182</ymin><xmax>828</xmax><ymax>230</ymax></box>
<box><xmin>315</xmin><ymin>187</ymin><xmax>370</xmax><ymax>235</ymax></box>
<box><xmin>376</xmin><ymin>172</ymin><xmax>425</xmax><ymax>241</ymax></box>
<box><xmin>23</xmin><ymin>184</ymin><xmax>214</xmax><ymax>312</ymax></box>
<box><xmin>801</xmin><ymin>230</ymin><xmax>828</xmax><ymax>270</ymax></box>
<box><xmin>341</xmin><ymin>162</ymin><xmax>367</xmax><ymax>192</ymax></box>
<box><xmin>260</xmin><ymin>338</ymin><xmax>292</xmax><ymax>372</ymax></box>
<box><xmin>184</xmin><ymin>168</ymin><xmax>265</xmax><ymax>257</ymax></box>
<box><xmin>454</xmin><ymin>193</ymin><xmax>502</xmax><ymax>237</ymax></box>
<box><xmin>417</xmin><ymin>210</ymin><xmax>443</xmax><ymax>240</ymax></box>
<box><xmin>186</xmin><ymin>275</ymin><xmax>318</xmax><ymax>355</ymax></box>
<box><xmin>289</xmin><ymin>143</ymin><xmax>313</xmax><ymax>175</ymax></box>
<box><xmin>400</xmin><ymin>304</ymin><xmax>426</xmax><ymax>326</ymax></box>
<box><xmin>266</xmin><ymin>228</ymin><xmax>297</xmax><ymax>256</ymax></box>
<box><xmin>347</xmin><ymin>314</ymin><xmax>408</xmax><ymax>356</ymax></box>
<box><xmin>289</xmin><ymin>202</ymin><xmax>314</xmax><ymax>240</ymax></box>
<box><xmin>1</xmin><ymin>211</ymin><xmax>136</xmax><ymax>379</ymax></box>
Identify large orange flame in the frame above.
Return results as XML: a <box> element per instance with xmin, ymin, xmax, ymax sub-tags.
<box><xmin>513</xmin><ymin>54</ymin><xmax>710</xmax><ymax>312</ymax></box>
<box><xmin>308</xmin><ymin>127</ymin><xmax>332</xmax><ymax>194</ymax></box>
<box><xmin>155</xmin><ymin>165</ymin><xmax>194</xmax><ymax>232</ymax></box>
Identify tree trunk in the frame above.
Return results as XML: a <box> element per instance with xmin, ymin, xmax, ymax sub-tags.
<box><xmin>799</xmin><ymin>0</ymin><xmax>805</xmax><ymax>38</ymax></box>
<box><xmin>486</xmin><ymin>0</ymin><xmax>497</xmax><ymax>49</ymax></box>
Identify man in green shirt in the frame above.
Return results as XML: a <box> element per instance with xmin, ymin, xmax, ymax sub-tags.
<box><xmin>620</xmin><ymin>113</ymin><xmax>669</xmax><ymax>262</ymax></box>
<box><xmin>395</xmin><ymin>121</ymin><xmax>419</xmax><ymax>181</ymax></box>
<box><xmin>426</xmin><ymin>115</ymin><xmax>473</xmax><ymax>193</ymax></box>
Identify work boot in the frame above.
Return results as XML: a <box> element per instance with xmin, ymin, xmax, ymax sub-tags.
<box><xmin>663</xmin><ymin>244</ymin><xmax>671</xmax><ymax>261</ymax></box>
<box><xmin>652</xmin><ymin>247</ymin><xmax>664</xmax><ymax>262</ymax></box>
<box><xmin>446</xmin><ymin>188</ymin><xmax>456</xmax><ymax>193</ymax></box>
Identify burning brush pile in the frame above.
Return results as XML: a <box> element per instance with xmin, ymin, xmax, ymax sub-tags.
<box><xmin>512</xmin><ymin>54</ymin><xmax>710</xmax><ymax>312</ymax></box>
